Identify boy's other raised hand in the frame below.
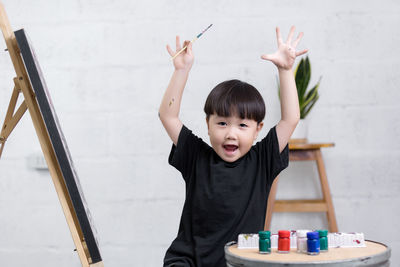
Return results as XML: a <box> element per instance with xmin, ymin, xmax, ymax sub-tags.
<box><xmin>167</xmin><ymin>36</ymin><xmax>194</xmax><ymax>71</ymax></box>
<box><xmin>261</xmin><ymin>26</ymin><xmax>308</xmax><ymax>70</ymax></box>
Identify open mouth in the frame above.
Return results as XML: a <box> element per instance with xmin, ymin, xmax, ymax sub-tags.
<box><xmin>223</xmin><ymin>145</ymin><xmax>238</xmax><ymax>154</ymax></box>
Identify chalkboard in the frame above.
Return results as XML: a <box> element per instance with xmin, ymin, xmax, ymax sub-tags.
<box><xmin>14</xmin><ymin>29</ymin><xmax>102</xmax><ymax>263</ymax></box>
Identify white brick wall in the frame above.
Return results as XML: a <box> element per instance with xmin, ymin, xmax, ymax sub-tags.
<box><xmin>0</xmin><ymin>0</ymin><xmax>399</xmax><ymax>266</ymax></box>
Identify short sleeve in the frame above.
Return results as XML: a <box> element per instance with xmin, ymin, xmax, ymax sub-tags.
<box><xmin>254</xmin><ymin>126</ymin><xmax>289</xmax><ymax>185</ymax></box>
<box><xmin>168</xmin><ymin>125</ymin><xmax>208</xmax><ymax>182</ymax></box>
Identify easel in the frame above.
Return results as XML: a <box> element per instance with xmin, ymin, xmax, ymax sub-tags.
<box><xmin>0</xmin><ymin>3</ymin><xmax>103</xmax><ymax>267</ymax></box>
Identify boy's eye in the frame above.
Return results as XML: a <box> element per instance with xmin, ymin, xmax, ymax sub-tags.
<box><xmin>239</xmin><ymin>123</ymin><xmax>248</xmax><ymax>128</ymax></box>
<box><xmin>217</xmin><ymin>122</ymin><xmax>227</xmax><ymax>126</ymax></box>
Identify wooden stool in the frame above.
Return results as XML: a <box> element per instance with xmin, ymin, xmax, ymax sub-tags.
<box><xmin>264</xmin><ymin>142</ymin><xmax>338</xmax><ymax>232</ymax></box>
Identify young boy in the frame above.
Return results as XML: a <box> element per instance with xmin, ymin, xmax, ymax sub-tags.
<box><xmin>159</xmin><ymin>26</ymin><xmax>307</xmax><ymax>267</ymax></box>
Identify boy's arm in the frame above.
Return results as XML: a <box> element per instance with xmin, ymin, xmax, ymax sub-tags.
<box><xmin>159</xmin><ymin>36</ymin><xmax>194</xmax><ymax>145</ymax></box>
<box><xmin>261</xmin><ymin>26</ymin><xmax>308</xmax><ymax>152</ymax></box>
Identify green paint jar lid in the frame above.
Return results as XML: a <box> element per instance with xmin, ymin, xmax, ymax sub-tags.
<box><xmin>259</xmin><ymin>231</ymin><xmax>271</xmax><ymax>239</ymax></box>
<box><xmin>318</xmin><ymin>230</ymin><xmax>328</xmax><ymax>237</ymax></box>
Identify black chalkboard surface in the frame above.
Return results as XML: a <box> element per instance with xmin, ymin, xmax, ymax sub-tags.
<box><xmin>14</xmin><ymin>29</ymin><xmax>102</xmax><ymax>263</ymax></box>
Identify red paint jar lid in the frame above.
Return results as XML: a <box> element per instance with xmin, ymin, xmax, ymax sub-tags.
<box><xmin>278</xmin><ymin>230</ymin><xmax>290</xmax><ymax>238</ymax></box>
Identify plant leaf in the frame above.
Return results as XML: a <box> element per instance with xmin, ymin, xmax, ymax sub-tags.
<box><xmin>295</xmin><ymin>58</ymin><xmax>305</xmax><ymax>102</ymax></box>
<box><xmin>300</xmin><ymin>80</ymin><xmax>320</xmax><ymax>110</ymax></box>
<box><xmin>294</xmin><ymin>57</ymin><xmax>302</xmax><ymax>77</ymax></box>
<box><xmin>295</xmin><ymin>56</ymin><xmax>311</xmax><ymax>104</ymax></box>
<box><xmin>302</xmin><ymin>95</ymin><xmax>319</xmax><ymax>119</ymax></box>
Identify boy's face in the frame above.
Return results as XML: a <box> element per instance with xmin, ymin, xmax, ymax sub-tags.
<box><xmin>206</xmin><ymin>114</ymin><xmax>263</xmax><ymax>162</ymax></box>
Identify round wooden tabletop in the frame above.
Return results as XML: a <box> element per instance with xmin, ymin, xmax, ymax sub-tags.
<box><xmin>225</xmin><ymin>241</ymin><xmax>391</xmax><ymax>266</ymax></box>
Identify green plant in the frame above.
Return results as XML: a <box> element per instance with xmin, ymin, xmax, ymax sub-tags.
<box><xmin>278</xmin><ymin>56</ymin><xmax>321</xmax><ymax>119</ymax></box>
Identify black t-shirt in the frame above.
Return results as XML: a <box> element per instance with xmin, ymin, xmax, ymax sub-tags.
<box><xmin>164</xmin><ymin>125</ymin><xmax>289</xmax><ymax>267</ymax></box>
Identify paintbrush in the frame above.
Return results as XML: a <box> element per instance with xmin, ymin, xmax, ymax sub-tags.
<box><xmin>171</xmin><ymin>24</ymin><xmax>213</xmax><ymax>60</ymax></box>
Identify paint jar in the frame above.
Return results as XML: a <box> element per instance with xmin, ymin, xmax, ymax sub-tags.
<box><xmin>278</xmin><ymin>230</ymin><xmax>290</xmax><ymax>253</ymax></box>
<box><xmin>258</xmin><ymin>231</ymin><xmax>271</xmax><ymax>254</ymax></box>
<box><xmin>318</xmin><ymin>230</ymin><xmax>329</xmax><ymax>252</ymax></box>
<box><xmin>307</xmin><ymin>231</ymin><xmax>320</xmax><ymax>255</ymax></box>
<box><xmin>296</xmin><ymin>230</ymin><xmax>309</xmax><ymax>253</ymax></box>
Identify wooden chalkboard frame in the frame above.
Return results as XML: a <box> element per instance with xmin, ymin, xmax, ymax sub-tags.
<box><xmin>0</xmin><ymin>3</ymin><xmax>103</xmax><ymax>266</ymax></box>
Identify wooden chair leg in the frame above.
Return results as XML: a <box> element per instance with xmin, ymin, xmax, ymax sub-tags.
<box><xmin>264</xmin><ymin>176</ymin><xmax>279</xmax><ymax>231</ymax></box>
<box><xmin>315</xmin><ymin>150</ymin><xmax>338</xmax><ymax>232</ymax></box>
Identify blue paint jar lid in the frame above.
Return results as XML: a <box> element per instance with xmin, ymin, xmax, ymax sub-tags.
<box><xmin>307</xmin><ymin>231</ymin><xmax>319</xmax><ymax>239</ymax></box>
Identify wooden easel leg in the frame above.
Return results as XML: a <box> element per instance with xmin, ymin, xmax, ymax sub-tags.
<box><xmin>0</xmin><ymin>141</ymin><xmax>5</xmax><ymax>158</ymax></box>
<box><xmin>315</xmin><ymin>149</ymin><xmax>338</xmax><ymax>232</ymax></box>
<box><xmin>90</xmin><ymin>262</ymin><xmax>105</xmax><ymax>267</ymax></box>
<box><xmin>0</xmin><ymin>82</ymin><xmax>27</xmax><ymax>159</ymax></box>
<box><xmin>264</xmin><ymin>176</ymin><xmax>279</xmax><ymax>231</ymax></box>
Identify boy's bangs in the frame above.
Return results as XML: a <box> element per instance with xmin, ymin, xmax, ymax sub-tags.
<box><xmin>204</xmin><ymin>80</ymin><xmax>265</xmax><ymax>123</ymax></box>
<box><xmin>213</xmin><ymin>93</ymin><xmax>263</xmax><ymax>122</ymax></box>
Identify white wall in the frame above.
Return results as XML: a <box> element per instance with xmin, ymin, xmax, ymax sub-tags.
<box><xmin>0</xmin><ymin>0</ymin><xmax>399</xmax><ymax>266</ymax></box>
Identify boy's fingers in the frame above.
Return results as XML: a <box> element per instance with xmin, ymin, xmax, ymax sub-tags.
<box><xmin>180</xmin><ymin>40</ymin><xmax>191</xmax><ymax>54</ymax></box>
<box><xmin>176</xmin><ymin>35</ymin><xmax>181</xmax><ymax>51</ymax></box>
<box><xmin>261</xmin><ymin>54</ymin><xmax>273</xmax><ymax>61</ymax></box>
<box><xmin>166</xmin><ymin>44</ymin><xmax>174</xmax><ymax>57</ymax></box>
<box><xmin>187</xmin><ymin>42</ymin><xmax>193</xmax><ymax>55</ymax></box>
<box><xmin>286</xmin><ymin>25</ymin><xmax>295</xmax><ymax>44</ymax></box>
<box><xmin>276</xmin><ymin>27</ymin><xmax>283</xmax><ymax>45</ymax></box>
<box><xmin>292</xmin><ymin>32</ymin><xmax>303</xmax><ymax>48</ymax></box>
<box><xmin>183</xmin><ymin>40</ymin><xmax>190</xmax><ymax>48</ymax></box>
<box><xmin>296</xmin><ymin>49</ymin><xmax>308</xmax><ymax>57</ymax></box>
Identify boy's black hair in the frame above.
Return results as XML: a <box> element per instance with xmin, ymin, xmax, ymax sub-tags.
<box><xmin>204</xmin><ymin>79</ymin><xmax>265</xmax><ymax>123</ymax></box>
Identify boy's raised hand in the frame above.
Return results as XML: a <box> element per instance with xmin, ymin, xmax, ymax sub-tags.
<box><xmin>167</xmin><ymin>36</ymin><xmax>194</xmax><ymax>71</ymax></box>
<box><xmin>261</xmin><ymin>26</ymin><xmax>308</xmax><ymax>70</ymax></box>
